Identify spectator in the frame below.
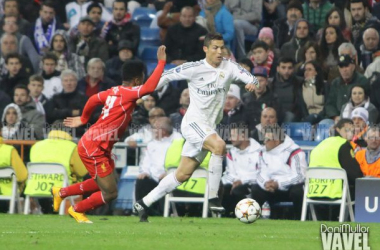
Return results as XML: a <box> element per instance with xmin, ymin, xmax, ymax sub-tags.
<box><xmin>77</xmin><ymin>58</ymin><xmax>115</xmax><ymax>98</ymax></box>
<box><xmin>151</xmin><ymin>83</ymin><xmax>180</xmax><ymax>116</ymax></box>
<box><xmin>170</xmin><ymin>88</ymin><xmax>190</xmax><ymax>133</ymax></box>
<box><xmin>364</xmin><ymin>50</ymin><xmax>380</xmax><ymax>82</ymax></box>
<box><xmin>280</xmin><ymin>19</ymin><xmax>311</xmax><ymax>63</ymax></box>
<box><xmin>13</xmin><ymin>84</ymin><xmax>45</xmax><ymax>139</ymax></box>
<box><xmin>224</xmin><ymin>0</ymin><xmax>262</xmax><ymax>60</ymax></box>
<box><xmin>258</xmin><ymin>27</ymin><xmax>280</xmax><ymax>60</ymax></box>
<box><xmin>356</xmin><ymin>127</ymin><xmax>380</xmax><ymax>178</ymax></box>
<box><xmin>100</xmin><ymin>0</ymin><xmax>140</xmax><ymax>58</ymax></box>
<box><xmin>251</xmin><ymin>107</ymin><xmax>278</xmax><ymax>144</ymax></box>
<box><xmin>325</xmin><ymin>55</ymin><xmax>370</xmax><ymax>121</ymax></box>
<box><xmin>319</xmin><ymin>25</ymin><xmax>346</xmax><ymax>68</ymax></box>
<box><xmin>251</xmin><ymin>124</ymin><xmax>306</xmax><ymax>220</ymax></box>
<box><xmin>199</xmin><ymin>0</ymin><xmax>234</xmax><ymax>48</ymax></box>
<box><xmin>271</xmin><ymin>57</ymin><xmax>301</xmax><ymax>122</ymax></box>
<box><xmin>27</xmin><ymin>75</ymin><xmax>47</xmax><ymax>115</ymax></box>
<box><xmin>70</xmin><ymin>16</ymin><xmax>109</xmax><ymax>66</ymax></box>
<box><xmin>358</xmin><ymin>28</ymin><xmax>380</xmax><ymax>70</ymax></box>
<box><xmin>50</xmin><ymin>31</ymin><xmax>86</xmax><ymax>80</ymax></box>
<box><xmin>165</xmin><ymin>6</ymin><xmax>207</xmax><ymax>65</ymax></box>
<box><xmin>302</xmin><ymin>0</ymin><xmax>333</xmax><ymax>34</ymax></box>
<box><xmin>317</xmin><ymin>7</ymin><xmax>351</xmax><ymax>42</ymax></box>
<box><xmin>340</xmin><ymin>85</ymin><xmax>378</xmax><ymax>124</ymax></box>
<box><xmin>351</xmin><ymin>107</ymin><xmax>370</xmax><ymax>150</ymax></box>
<box><xmin>40</xmin><ymin>52</ymin><xmax>62</xmax><ymax>100</ymax></box>
<box><xmin>44</xmin><ymin>70</ymin><xmax>87</xmax><ymax>125</ymax></box>
<box><xmin>0</xmin><ymin>53</ymin><xmax>28</xmax><ymax>98</ymax></box>
<box><xmin>0</xmin><ymin>89</ymin><xmax>11</xmax><ymax>118</ymax></box>
<box><xmin>221</xmin><ymin>121</ymin><xmax>261</xmax><ymax>216</ymax></box>
<box><xmin>29</xmin><ymin>1</ymin><xmax>64</xmax><ymax>55</ymax></box>
<box><xmin>0</xmin><ymin>0</ymin><xmax>30</xmax><ymax>36</ymax></box>
<box><xmin>248</xmin><ymin>40</ymin><xmax>276</xmax><ymax>77</ymax></box>
<box><xmin>1</xmin><ymin>103</ymin><xmax>25</xmax><ymax>140</ymax></box>
<box><xmin>130</xmin><ymin>95</ymin><xmax>156</xmax><ymax>129</ymax></box>
<box><xmin>243</xmin><ymin>67</ymin><xmax>280</xmax><ymax>132</ymax></box>
<box><xmin>295</xmin><ymin>41</ymin><xmax>323</xmax><ymax>78</ymax></box>
<box><xmin>350</xmin><ymin>0</ymin><xmax>378</xmax><ymax>45</ymax></box>
<box><xmin>220</xmin><ymin>84</ymin><xmax>244</xmax><ymax>129</ymax></box>
<box><xmin>2</xmin><ymin>15</ymin><xmax>39</xmax><ymax>72</ymax></box>
<box><xmin>135</xmin><ymin>117</ymin><xmax>182</xmax><ymax>215</ymax></box>
<box><xmin>273</xmin><ymin>0</ymin><xmax>303</xmax><ymax>49</ymax></box>
<box><xmin>297</xmin><ymin>61</ymin><xmax>329</xmax><ymax>124</ymax></box>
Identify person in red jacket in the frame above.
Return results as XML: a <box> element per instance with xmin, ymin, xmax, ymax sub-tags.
<box><xmin>50</xmin><ymin>46</ymin><xmax>167</xmax><ymax>223</ymax></box>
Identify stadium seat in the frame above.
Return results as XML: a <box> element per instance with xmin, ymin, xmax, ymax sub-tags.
<box><xmin>23</xmin><ymin>163</ymin><xmax>72</xmax><ymax>215</ymax></box>
<box><xmin>0</xmin><ymin>167</ymin><xmax>19</xmax><ymax>214</ymax></box>
<box><xmin>301</xmin><ymin>167</ymin><xmax>354</xmax><ymax>222</ymax></box>
<box><xmin>164</xmin><ymin>168</ymin><xmax>209</xmax><ymax>218</ymax></box>
<box><xmin>140</xmin><ymin>27</ymin><xmax>160</xmax><ymax>47</ymax></box>
<box><xmin>314</xmin><ymin>124</ymin><xmax>332</xmax><ymax>142</ymax></box>
<box><xmin>132</xmin><ymin>7</ymin><xmax>156</xmax><ymax>27</ymax></box>
<box><xmin>140</xmin><ymin>46</ymin><xmax>159</xmax><ymax>63</ymax></box>
<box><xmin>283</xmin><ymin>122</ymin><xmax>312</xmax><ymax>141</ymax></box>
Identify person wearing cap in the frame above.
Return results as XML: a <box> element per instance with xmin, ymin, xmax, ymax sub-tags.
<box><xmin>258</xmin><ymin>27</ymin><xmax>280</xmax><ymax>60</ymax></box>
<box><xmin>248</xmin><ymin>40</ymin><xmax>276</xmax><ymax>77</ymax></box>
<box><xmin>302</xmin><ymin>0</ymin><xmax>333</xmax><ymax>34</ymax></box>
<box><xmin>325</xmin><ymin>54</ymin><xmax>370</xmax><ymax>121</ymax></box>
<box><xmin>243</xmin><ymin>67</ymin><xmax>280</xmax><ymax>130</ymax></box>
<box><xmin>224</xmin><ymin>0</ymin><xmax>262</xmax><ymax>60</ymax></box>
<box><xmin>164</xmin><ymin>6</ymin><xmax>207</xmax><ymax>66</ymax></box>
<box><xmin>356</xmin><ymin>127</ymin><xmax>380</xmax><ymax>178</ymax></box>
<box><xmin>273</xmin><ymin>0</ymin><xmax>303</xmax><ymax>49</ymax></box>
<box><xmin>69</xmin><ymin>15</ymin><xmax>109</xmax><ymax>66</ymax></box>
<box><xmin>350</xmin><ymin>107</ymin><xmax>370</xmax><ymax>151</ymax></box>
<box><xmin>28</xmin><ymin>128</ymin><xmax>88</xmax><ymax>214</ymax></box>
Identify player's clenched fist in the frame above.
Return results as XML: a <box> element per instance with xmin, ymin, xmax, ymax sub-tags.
<box><xmin>157</xmin><ymin>45</ymin><xmax>166</xmax><ymax>61</ymax></box>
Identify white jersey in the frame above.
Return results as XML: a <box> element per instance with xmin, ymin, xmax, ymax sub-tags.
<box><xmin>157</xmin><ymin>58</ymin><xmax>258</xmax><ymax>128</ymax></box>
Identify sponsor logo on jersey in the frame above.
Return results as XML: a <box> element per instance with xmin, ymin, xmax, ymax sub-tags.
<box><xmin>176</xmin><ymin>67</ymin><xmax>181</xmax><ymax>73</ymax></box>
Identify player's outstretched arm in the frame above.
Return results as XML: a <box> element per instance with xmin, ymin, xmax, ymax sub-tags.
<box><xmin>139</xmin><ymin>46</ymin><xmax>166</xmax><ymax>97</ymax></box>
<box><xmin>64</xmin><ymin>94</ymin><xmax>104</xmax><ymax>127</ymax></box>
<box><xmin>63</xmin><ymin>116</ymin><xmax>83</xmax><ymax>128</ymax></box>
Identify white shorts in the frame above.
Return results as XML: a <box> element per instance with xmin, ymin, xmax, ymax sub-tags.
<box><xmin>181</xmin><ymin>122</ymin><xmax>216</xmax><ymax>162</ymax></box>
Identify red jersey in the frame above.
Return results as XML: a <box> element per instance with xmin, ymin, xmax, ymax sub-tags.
<box><xmin>78</xmin><ymin>60</ymin><xmax>165</xmax><ymax>155</ymax></box>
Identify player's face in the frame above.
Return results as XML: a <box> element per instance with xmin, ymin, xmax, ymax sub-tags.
<box><xmin>204</xmin><ymin>40</ymin><xmax>224</xmax><ymax>67</ymax></box>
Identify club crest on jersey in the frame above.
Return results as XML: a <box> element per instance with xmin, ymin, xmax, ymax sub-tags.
<box><xmin>219</xmin><ymin>72</ymin><xmax>225</xmax><ymax>79</ymax></box>
<box><xmin>176</xmin><ymin>67</ymin><xmax>181</xmax><ymax>73</ymax></box>
<box><xmin>112</xmin><ymin>87</ymin><xmax>119</xmax><ymax>94</ymax></box>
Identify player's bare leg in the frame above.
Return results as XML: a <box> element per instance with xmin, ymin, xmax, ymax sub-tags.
<box><xmin>135</xmin><ymin>156</ymin><xmax>199</xmax><ymax>222</ymax></box>
<box><xmin>202</xmin><ymin>133</ymin><xmax>226</xmax><ymax>214</ymax></box>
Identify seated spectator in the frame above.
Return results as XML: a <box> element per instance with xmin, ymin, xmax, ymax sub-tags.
<box><xmin>0</xmin><ymin>53</ymin><xmax>28</xmax><ymax>98</ymax></box>
<box><xmin>251</xmin><ymin>124</ymin><xmax>306</xmax><ymax>220</ymax></box>
<box><xmin>70</xmin><ymin>16</ymin><xmax>109</xmax><ymax>66</ymax></box>
<box><xmin>364</xmin><ymin>50</ymin><xmax>380</xmax><ymax>82</ymax></box>
<box><xmin>238</xmin><ymin>58</ymin><xmax>254</xmax><ymax>73</ymax></box>
<box><xmin>199</xmin><ymin>0</ymin><xmax>234</xmax><ymax>48</ymax></box>
<box><xmin>77</xmin><ymin>58</ymin><xmax>116</xmax><ymax>98</ymax></box>
<box><xmin>44</xmin><ymin>70</ymin><xmax>87</xmax><ymax>125</ymax></box>
<box><xmin>165</xmin><ymin>6</ymin><xmax>207</xmax><ymax>66</ymax></box>
<box><xmin>309</xmin><ymin>119</ymin><xmax>363</xmax><ymax>206</ymax></box>
<box><xmin>302</xmin><ymin>0</ymin><xmax>332</xmax><ymax>34</ymax></box>
<box><xmin>272</xmin><ymin>0</ymin><xmax>303</xmax><ymax>49</ymax></box>
<box><xmin>131</xmin><ymin>95</ymin><xmax>156</xmax><ymax>129</ymax></box>
<box><xmin>0</xmin><ymin>89</ymin><xmax>11</xmax><ymax>118</ymax></box>
<box><xmin>0</xmin><ymin>121</ymin><xmax>27</xmax><ymax>213</ymax></box>
<box><xmin>221</xmin><ymin>84</ymin><xmax>244</xmax><ymax>126</ymax></box>
<box><xmin>356</xmin><ymin>127</ymin><xmax>380</xmax><ymax>178</ymax></box>
<box><xmin>297</xmin><ymin>61</ymin><xmax>329</xmax><ymax>124</ymax></box>
<box><xmin>152</xmin><ymin>83</ymin><xmax>180</xmax><ymax>116</ymax></box>
<box><xmin>251</xmin><ymin>107</ymin><xmax>278</xmax><ymax>144</ymax></box>
<box><xmin>248</xmin><ymin>41</ymin><xmax>276</xmax><ymax>77</ymax></box>
<box><xmin>50</xmin><ymin>31</ymin><xmax>86</xmax><ymax>80</ymax></box>
<box><xmin>2</xmin><ymin>15</ymin><xmax>39</xmax><ymax>72</ymax></box>
<box><xmin>351</xmin><ymin>107</ymin><xmax>370</xmax><ymax>151</ymax></box>
<box><xmin>1</xmin><ymin>103</ymin><xmax>26</xmax><ymax>140</ymax></box>
<box><xmin>350</xmin><ymin>0</ymin><xmax>379</xmax><ymax>45</ymax></box>
<box><xmin>325</xmin><ymin>55</ymin><xmax>370</xmax><ymax>121</ymax></box>
<box><xmin>170</xmin><ymin>88</ymin><xmax>189</xmax><ymax>133</ymax></box>
<box><xmin>0</xmin><ymin>0</ymin><xmax>31</xmax><ymax>36</ymax></box>
<box><xmin>135</xmin><ymin>117</ymin><xmax>182</xmax><ymax>215</ymax></box>
<box><xmin>317</xmin><ymin>7</ymin><xmax>351</xmax><ymax>42</ymax></box>
<box><xmin>221</xmin><ymin>121</ymin><xmax>261</xmax><ymax>217</ymax></box>
<box><xmin>40</xmin><ymin>52</ymin><xmax>62</xmax><ymax>99</ymax></box>
<box><xmin>271</xmin><ymin>57</ymin><xmax>301</xmax><ymax>122</ymax></box>
<box><xmin>105</xmin><ymin>40</ymin><xmax>139</xmax><ymax>84</ymax></box>
<box><xmin>13</xmin><ymin>84</ymin><xmax>45</xmax><ymax>139</ymax></box>
<box><xmin>319</xmin><ymin>25</ymin><xmax>346</xmax><ymax>68</ymax></box>
<box><xmin>100</xmin><ymin>0</ymin><xmax>140</xmax><ymax>58</ymax></box>
<box><xmin>243</xmin><ymin>67</ymin><xmax>280</xmax><ymax>131</ymax></box>
<box><xmin>258</xmin><ymin>27</ymin><xmax>281</xmax><ymax>60</ymax></box>
<box><xmin>225</xmin><ymin>0</ymin><xmax>262</xmax><ymax>60</ymax></box>
<box><xmin>341</xmin><ymin>85</ymin><xmax>378</xmax><ymax>124</ymax></box>
<box><xmin>358</xmin><ymin>28</ymin><xmax>380</xmax><ymax>70</ymax></box>
<box><xmin>280</xmin><ymin>19</ymin><xmax>311</xmax><ymax>63</ymax></box>
<box><xmin>295</xmin><ymin>41</ymin><xmax>323</xmax><ymax>78</ymax></box>
<box><xmin>27</xmin><ymin>75</ymin><xmax>47</xmax><ymax>115</ymax></box>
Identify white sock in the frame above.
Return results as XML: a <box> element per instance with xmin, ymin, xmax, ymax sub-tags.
<box><xmin>142</xmin><ymin>172</ymin><xmax>181</xmax><ymax>207</ymax></box>
<box><xmin>208</xmin><ymin>154</ymin><xmax>223</xmax><ymax>199</ymax></box>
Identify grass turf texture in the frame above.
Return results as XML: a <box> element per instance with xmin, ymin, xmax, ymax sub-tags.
<box><xmin>0</xmin><ymin>215</ymin><xmax>379</xmax><ymax>250</ymax></box>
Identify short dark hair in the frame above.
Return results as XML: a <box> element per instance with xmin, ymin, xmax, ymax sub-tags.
<box><xmin>13</xmin><ymin>84</ymin><xmax>29</xmax><ymax>96</ymax></box>
<box><xmin>251</xmin><ymin>40</ymin><xmax>269</xmax><ymax>51</ymax></box>
<box><xmin>334</xmin><ymin>118</ymin><xmax>353</xmax><ymax>130</ymax></box>
<box><xmin>3</xmin><ymin>0</ymin><xmax>18</xmax><ymax>8</ymax></box>
<box><xmin>5</xmin><ymin>52</ymin><xmax>21</xmax><ymax>64</ymax></box>
<box><xmin>113</xmin><ymin>0</ymin><xmax>126</xmax><ymax>9</ymax></box>
<box><xmin>278</xmin><ymin>57</ymin><xmax>295</xmax><ymax>66</ymax></box>
<box><xmin>41</xmin><ymin>0</ymin><xmax>55</xmax><ymax>10</ymax></box>
<box><xmin>350</xmin><ymin>0</ymin><xmax>367</xmax><ymax>8</ymax></box>
<box><xmin>238</xmin><ymin>58</ymin><xmax>254</xmax><ymax>72</ymax></box>
<box><xmin>29</xmin><ymin>74</ymin><xmax>44</xmax><ymax>84</ymax></box>
<box><xmin>122</xmin><ymin>60</ymin><xmax>145</xmax><ymax>82</ymax></box>
<box><xmin>42</xmin><ymin>52</ymin><xmax>58</xmax><ymax>64</ymax></box>
<box><xmin>204</xmin><ymin>33</ymin><xmax>223</xmax><ymax>47</ymax></box>
<box><xmin>87</xmin><ymin>2</ymin><xmax>102</xmax><ymax>14</ymax></box>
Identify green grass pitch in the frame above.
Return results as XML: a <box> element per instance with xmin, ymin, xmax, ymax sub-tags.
<box><xmin>0</xmin><ymin>214</ymin><xmax>379</xmax><ymax>250</ymax></box>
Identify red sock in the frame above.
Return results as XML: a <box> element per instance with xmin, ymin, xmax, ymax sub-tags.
<box><xmin>59</xmin><ymin>178</ymin><xmax>99</xmax><ymax>198</ymax></box>
<box><xmin>73</xmin><ymin>191</ymin><xmax>105</xmax><ymax>213</ymax></box>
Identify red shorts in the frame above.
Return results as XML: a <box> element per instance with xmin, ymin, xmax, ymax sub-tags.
<box><xmin>78</xmin><ymin>143</ymin><xmax>115</xmax><ymax>178</ymax></box>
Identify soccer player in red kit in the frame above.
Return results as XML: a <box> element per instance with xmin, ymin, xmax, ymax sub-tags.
<box><xmin>50</xmin><ymin>46</ymin><xmax>167</xmax><ymax>223</ymax></box>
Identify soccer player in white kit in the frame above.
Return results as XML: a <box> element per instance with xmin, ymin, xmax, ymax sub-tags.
<box><xmin>134</xmin><ymin>33</ymin><xmax>259</xmax><ymax>222</ymax></box>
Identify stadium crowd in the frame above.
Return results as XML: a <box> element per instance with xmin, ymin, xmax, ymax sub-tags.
<box><xmin>1</xmin><ymin>0</ymin><xmax>380</xmax><ymax>220</ymax></box>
